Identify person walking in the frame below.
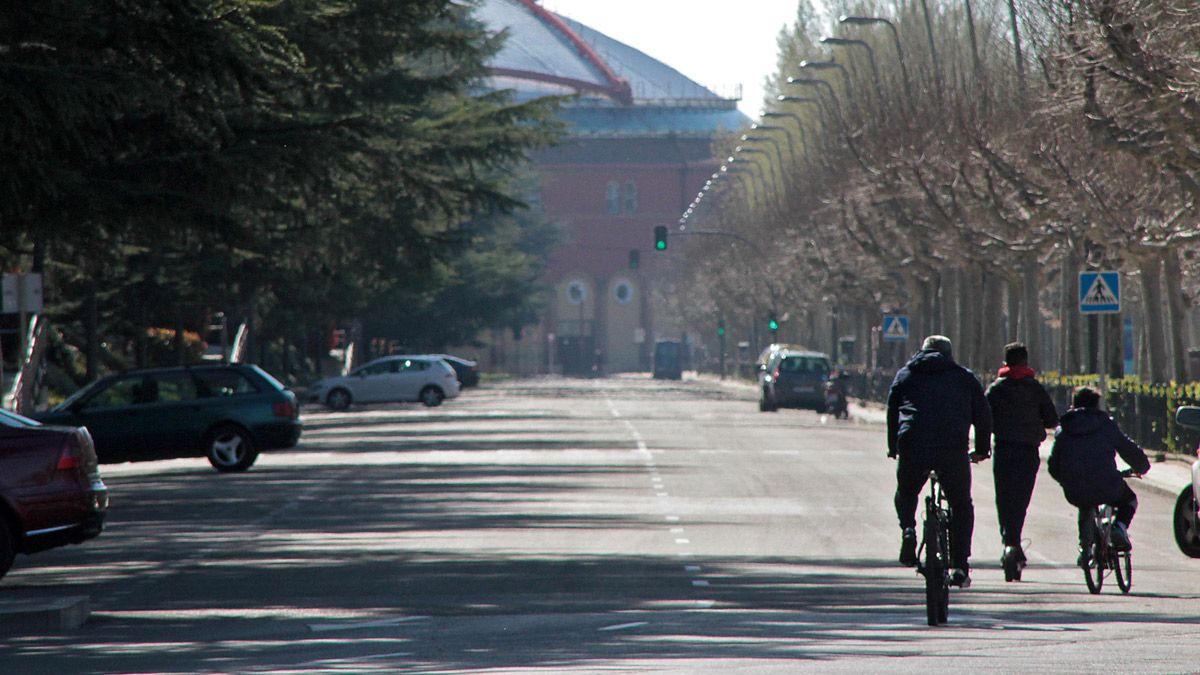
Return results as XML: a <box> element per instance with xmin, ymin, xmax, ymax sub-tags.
<box><xmin>985</xmin><ymin>341</ymin><xmax>1059</xmax><ymax>580</ymax></box>
<box><xmin>887</xmin><ymin>335</ymin><xmax>992</xmax><ymax>587</ymax></box>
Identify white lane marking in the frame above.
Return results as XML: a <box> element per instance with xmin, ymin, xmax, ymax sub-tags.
<box><xmin>693</xmin><ymin>600</ymin><xmax>715</xmax><ymax>609</ymax></box>
<box><xmin>675</xmin><ymin>538</ymin><xmax>690</xmax><ymax>544</ymax></box>
<box><xmin>692</xmin><ymin>580</ymin><xmax>710</xmax><ymax>587</ymax></box>
<box><xmin>684</xmin><ymin>565</ymin><xmax>702</xmax><ymax>572</ymax></box>
<box><xmin>599</xmin><ymin>621</ymin><xmax>648</xmax><ymax>632</ymax></box>
<box><xmin>670</xmin><ymin>528</ymin><xmax>685</xmax><ymax>533</ymax></box>
<box><xmin>309</xmin><ymin>615</ymin><xmax>428</xmax><ymax>633</ymax></box>
<box><xmin>657</xmin><ymin>492</ymin><xmax>670</xmax><ymax>497</ymax></box>
<box><xmin>665</xmin><ymin>516</ymin><xmax>680</xmax><ymax>522</ymax></box>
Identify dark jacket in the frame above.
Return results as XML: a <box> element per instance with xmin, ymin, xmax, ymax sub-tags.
<box><xmin>985</xmin><ymin>365</ymin><xmax>1059</xmax><ymax>446</ymax></box>
<box><xmin>1047</xmin><ymin>407</ymin><xmax>1150</xmax><ymax>508</ymax></box>
<box><xmin>887</xmin><ymin>349</ymin><xmax>993</xmax><ymax>456</ymax></box>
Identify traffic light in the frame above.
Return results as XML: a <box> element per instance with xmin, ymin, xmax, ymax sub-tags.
<box><xmin>628</xmin><ymin>249</ymin><xmax>640</xmax><ymax>269</ymax></box>
<box><xmin>767</xmin><ymin>312</ymin><xmax>779</xmax><ymax>333</ymax></box>
<box><xmin>653</xmin><ymin>225</ymin><xmax>668</xmax><ymax>251</ymax></box>
<box><xmin>717</xmin><ymin>319</ymin><xmax>726</xmax><ymax>337</ymax></box>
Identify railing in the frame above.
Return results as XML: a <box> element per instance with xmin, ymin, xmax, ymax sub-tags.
<box><xmin>3</xmin><ymin>315</ymin><xmax>49</xmax><ymax>414</ymax></box>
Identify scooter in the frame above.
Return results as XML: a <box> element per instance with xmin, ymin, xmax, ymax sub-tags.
<box><xmin>823</xmin><ymin>379</ymin><xmax>849</xmax><ymax>420</ymax></box>
<box><xmin>1172</xmin><ymin>406</ymin><xmax>1200</xmax><ymax>557</ymax></box>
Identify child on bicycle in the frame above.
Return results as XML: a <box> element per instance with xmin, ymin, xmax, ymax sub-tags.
<box><xmin>1047</xmin><ymin>387</ymin><xmax>1151</xmax><ymax>565</ymax></box>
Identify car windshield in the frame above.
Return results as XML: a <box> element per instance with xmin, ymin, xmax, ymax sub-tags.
<box><xmin>54</xmin><ymin>379</ymin><xmax>105</xmax><ymax>411</ymax></box>
<box><xmin>0</xmin><ymin>408</ymin><xmax>41</xmax><ymax>428</ymax></box>
<box><xmin>779</xmin><ymin>356</ymin><xmax>829</xmax><ymax>375</ymax></box>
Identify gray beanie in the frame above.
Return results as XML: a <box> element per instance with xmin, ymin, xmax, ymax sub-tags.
<box><xmin>921</xmin><ymin>335</ymin><xmax>953</xmax><ymax>357</ymax></box>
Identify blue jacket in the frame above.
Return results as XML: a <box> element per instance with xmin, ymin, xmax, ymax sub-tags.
<box><xmin>1048</xmin><ymin>407</ymin><xmax>1150</xmax><ymax>507</ymax></box>
<box><xmin>887</xmin><ymin>349</ymin><xmax>992</xmax><ymax>456</ymax></box>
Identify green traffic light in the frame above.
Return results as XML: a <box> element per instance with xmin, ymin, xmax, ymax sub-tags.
<box><xmin>717</xmin><ymin>327</ymin><xmax>725</xmax><ymax>336</ymax></box>
<box><xmin>655</xmin><ymin>240</ymin><xmax>666</xmax><ymax>250</ymax></box>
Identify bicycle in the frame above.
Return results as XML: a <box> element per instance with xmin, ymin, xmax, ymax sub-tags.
<box><xmin>1080</xmin><ymin>469</ymin><xmax>1138</xmax><ymax>595</ymax></box>
<box><xmin>918</xmin><ymin>470</ymin><xmax>952</xmax><ymax>626</ymax></box>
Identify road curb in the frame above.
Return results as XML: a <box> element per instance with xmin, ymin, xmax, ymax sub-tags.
<box><xmin>0</xmin><ymin>596</ymin><xmax>91</xmax><ymax>633</ymax></box>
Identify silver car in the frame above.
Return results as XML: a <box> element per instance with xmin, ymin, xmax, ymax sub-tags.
<box><xmin>306</xmin><ymin>356</ymin><xmax>461</xmax><ymax>411</ymax></box>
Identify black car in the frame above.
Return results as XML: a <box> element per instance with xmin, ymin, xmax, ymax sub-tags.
<box><xmin>653</xmin><ymin>340</ymin><xmax>683</xmax><ymax>380</ymax></box>
<box><xmin>758</xmin><ymin>349</ymin><xmax>832</xmax><ymax>412</ymax></box>
<box><xmin>31</xmin><ymin>364</ymin><xmax>301</xmax><ymax>472</ymax></box>
<box><xmin>432</xmin><ymin>354</ymin><xmax>480</xmax><ymax>388</ymax></box>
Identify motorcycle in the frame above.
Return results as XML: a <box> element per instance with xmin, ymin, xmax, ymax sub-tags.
<box><xmin>1173</xmin><ymin>406</ymin><xmax>1200</xmax><ymax>557</ymax></box>
<box><xmin>823</xmin><ymin>378</ymin><xmax>849</xmax><ymax>420</ymax></box>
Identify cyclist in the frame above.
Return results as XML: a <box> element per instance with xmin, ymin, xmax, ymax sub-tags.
<box><xmin>1048</xmin><ymin>387</ymin><xmax>1150</xmax><ymax>565</ymax></box>
<box><xmin>985</xmin><ymin>341</ymin><xmax>1059</xmax><ymax>573</ymax></box>
<box><xmin>888</xmin><ymin>335</ymin><xmax>992</xmax><ymax>587</ymax></box>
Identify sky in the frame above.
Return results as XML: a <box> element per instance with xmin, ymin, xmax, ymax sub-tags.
<box><xmin>540</xmin><ymin>1</ymin><xmax>810</xmax><ymax>117</ymax></box>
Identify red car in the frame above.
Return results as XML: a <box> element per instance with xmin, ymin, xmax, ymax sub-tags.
<box><xmin>0</xmin><ymin>408</ymin><xmax>108</xmax><ymax>580</ymax></box>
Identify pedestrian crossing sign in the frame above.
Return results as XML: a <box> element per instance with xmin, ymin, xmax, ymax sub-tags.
<box><xmin>882</xmin><ymin>315</ymin><xmax>909</xmax><ymax>342</ymax></box>
<box><xmin>1079</xmin><ymin>271</ymin><xmax>1120</xmax><ymax>314</ymax></box>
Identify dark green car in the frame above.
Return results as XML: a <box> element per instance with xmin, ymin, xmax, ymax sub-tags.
<box><xmin>31</xmin><ymin>364</ymin><xmax>301</xmax><ymax>472</ymax></box>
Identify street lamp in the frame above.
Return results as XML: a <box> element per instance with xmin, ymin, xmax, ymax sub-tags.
<box><xmin>733</xmin><ymin>146</ymin><xmax>782</xmax><ymax>197</ymax></box>
<box><xmin>750</xmin><ymin>122</ymin><xmax>799</xmax><ymax>168</ymax></box>
<box><xmin>838</xmin><ymin>15</ymin><xmax>915</xmax><ymax>113</ymax></box>
<box><xmin>742</xmin><ymin>133</ymin><xmax>788</xmax><ymax>180</ymax></box>
<box><xmin>820</xmin><ymin>37</ymin><xmax>885</xmax><ymax>110</ymax></box>
<box><xmin>775</xmin><ymin>95</ymin><xmax>832</xmax><ymax>137</ymax></box>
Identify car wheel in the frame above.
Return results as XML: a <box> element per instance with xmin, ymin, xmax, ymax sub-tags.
<box><xmin>0</xmin><ymin>516</ymin><xmax>14</xmax><ymax>581</ymax></box>
<box><xmin>206</xmin><ymin>424</ymin><xmax>259</xmax><ymax>473</ymax></box>
<box><xmin>1173</xmin><ymin>486</ymin><xmax>1200</xmax><ymax>558</ymax></box>
<box><xmin>419</xmin><ymin>386</ymin><xmax>444</xmax><ymax>407</ymax></box>
<box><xmin>326</xmin><ymin>388</ymin><xmax>352</xmax><ymax>411</ymax></box>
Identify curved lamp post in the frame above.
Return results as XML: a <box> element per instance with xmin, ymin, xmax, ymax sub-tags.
<box><xmin>750</xmin><ymin>122</ymin><xmax>799</xmax><ymax>168</ymax></box>
<box><xmin>820</xmin><ymin>37</ymin><xmax>885</xmax><ymax>109</ymax></box>
<box><xmin>838</xmin><ymin>15</ymin><xmax>915</xmax><ymax>114</ymax></box>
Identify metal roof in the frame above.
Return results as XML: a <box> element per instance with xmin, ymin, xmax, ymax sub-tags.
<box><xmin>477</xmin><ymin>0</ymin><xmax>749</xmax><ymax>135</ymax></box>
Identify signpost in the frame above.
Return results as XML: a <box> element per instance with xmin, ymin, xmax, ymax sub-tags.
<box><xmin>1079</xmin><ymin>271</ymin><xmax>1120</xmax><ymax>386</ymax></box>
<box><xmin>882</xmin><ymin>315</ymin><xmax>909</xmax><ymax>342</ymax></box>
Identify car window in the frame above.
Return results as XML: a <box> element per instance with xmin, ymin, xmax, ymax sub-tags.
<box><xmin>780</xmin><ymin>356</ymin><xmax>829</xmax><ymax>375</ymax></box>
<box><xmin>82</xmin><ymin>376</ymin><xmax>145</xmax><ymax>409</ymax></box>
<box><xmin>361</xmin><ymin>361</ymin><xmax>397</xmax><ymax>376</ymax></box>
<box><xmin>193</xmin><ymin>369</ymin><xmax>259</xmax><ymax>397</ymax></box>
<box><xmin>154</xmin><ymin>371</ymin><xmax>199</xmax><ymax>402</ymax></box>
<box><xmin>398</xmin><ymin>359</ymin><xmax>430</xmax><ymax>372</ymax></box>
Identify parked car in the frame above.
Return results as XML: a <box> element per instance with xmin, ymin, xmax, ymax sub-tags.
<box><xmin>0</xmin><ymin>408</ymin><xmax>108</xmax><ymax>580</ymax></box>
<box><xmin>432</xmin><ymin>354</ymin><xmax>481</xmax><ymax>388</ymax></box>
<box><xmin>307</xmin><ymin>355</ymin><xmax>461</xmax><ymax>410</ymax></box>
<box><xmin>758</xmin><ymin>349</ymin><xmax>833</xmax><ymax>412</ymax></box>
<box><xmin>31</xmin><ymin>364</ymin><xmax>300</xmax><ymax>472</ymax></box>
<box><xmin>653</xmin><ymin>340</ymin><xmax>683</xmax><ymax>380</ymax></box>
<box><xmin>1173</xmin><ymin>405</ymin><xmax>1200</xmax><ymax>557</ymax></box>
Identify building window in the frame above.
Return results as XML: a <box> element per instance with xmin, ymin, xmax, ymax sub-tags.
<box><xmin>606</xmin><ymin>181</ymin><xmax>620</xmax><ymax>214</ymax></box>
<box><xmin>623</xmin><ymin>181</ymin><xmax>638</xmax><ymax>212</ymax></box>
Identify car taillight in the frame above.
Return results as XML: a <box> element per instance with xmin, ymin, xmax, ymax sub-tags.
<box><xmin>273</xmin><ymin>400</ymin><xmax>296</xmax><ymax>418</ymax></box>
<box><xmin>57</xmin><ymin>435</ymin><xmax>82</xmax><ymax>471</ymax></box>
<box><xmin>773</xmin><ymin>368</ymin><xmax>781</xmax><ymax>381</ymax></box>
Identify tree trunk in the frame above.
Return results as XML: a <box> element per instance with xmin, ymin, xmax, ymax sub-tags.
<box><xmin>1060</xmin><ymin>249</ymin><xmax>1082</xmax><ymax>374</ymax></box>
<box><xmin>1021</xmin><ymin>259</ymin><xmax>1041</xmax><ymax>367</ymax></box>
<box><xmin>1163</xmin><ymin>249</ymin><xmax>1189</xmax><ymax>382</ymax></box>
<box><xmin>1138</xmin><ymin>254</ymin><xmax>1167</xmax><ymax>382</ymax></box>
<box><xmin>1106</xmin><ymin>312</ymin><xmax>1124</xmax><ymax>378</ymax></box>
<box><xmin>85</xmin><ymin>282</ymin><xmax>99</xmax><ymax>381</ymax></box>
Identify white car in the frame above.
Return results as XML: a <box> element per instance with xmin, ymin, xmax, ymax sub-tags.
<box><xmin>306</xmin><ymin>355</ymin><xmax>460</xmax><ymax>410</ymax></box>
<box><xmin>1174</xmin><ymin>405</ymin><xmax>1200</xmax><ymax>557</ymax></box>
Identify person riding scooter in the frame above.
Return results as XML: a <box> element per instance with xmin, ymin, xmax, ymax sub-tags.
<box><xmin>824</xmin><ymin>371</ymin><xmax>849</xmax><ymax>419</ymax></box>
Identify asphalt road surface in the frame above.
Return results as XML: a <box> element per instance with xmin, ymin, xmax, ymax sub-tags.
<box><xmin>2</xmin><ymin>374</ymin><xmax>1198</xmax><ymax>673</ymax></box>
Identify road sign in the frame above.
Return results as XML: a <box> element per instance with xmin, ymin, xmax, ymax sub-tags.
<box><xmin>882</xmin><ymin>315</ymin><xmax>909</xmax><ymax>342</ymax></box>
<box><xmin>1</xmin><ymin>273</ymin><xmax>43</xmax><ymax>313</ymax></box>
<box><xmin>1079</xmin><ymin>271</ymin><xmax>1120</xmax><ymax>314</ymax></box>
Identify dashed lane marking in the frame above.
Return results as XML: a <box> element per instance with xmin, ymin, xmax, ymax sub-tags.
<box><xmin>599</xmin><ymin>621</ymin><xmax>649</xmax><ymax>632</ymax></box>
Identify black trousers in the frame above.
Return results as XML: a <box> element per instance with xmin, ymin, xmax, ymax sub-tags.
<box><xmin>1077</xmin><ymin>482</ymin><xmax>1138</xmax><ymax>548</ymax></box>
<box><xmin>992</xmin><ymin>441</ymin><xmax>1040</xmax><ymax>548</ymax></box>
<box><xmin>895</xmin><ymin>448</ymin><xmax>974</xmax><ymax>570</ymax></box>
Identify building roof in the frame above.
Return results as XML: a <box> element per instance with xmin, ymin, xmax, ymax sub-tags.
<box><xmin>476</xmin><ymin>0</ymin><xmax>748</xmax><ymax>137</ymax></box>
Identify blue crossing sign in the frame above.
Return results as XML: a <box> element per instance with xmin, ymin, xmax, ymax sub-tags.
<box><xmin>1079</xmin><ymin>271</ymin><xmax>1120</xmax><ymax>314</ymax></box>
<box><xmin>882</xmin><ymin>315</ymin><xmax>909</xmax><ymax>342</ymax></box>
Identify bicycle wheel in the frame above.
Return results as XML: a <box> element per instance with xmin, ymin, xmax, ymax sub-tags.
<box><xmin>1083</xmin><ymin>518</ymin><xmax>1103</xmax><ymax>594</ymax></box>
<box><xmin>923</xmin><ymin>514</ymin><xmax>945</xmax><ymax>626</ymax></box>
<box><xmin>1114</xmin><ymin>550</ymin><xmax>1132</xmax><ymax>593</ymax></box>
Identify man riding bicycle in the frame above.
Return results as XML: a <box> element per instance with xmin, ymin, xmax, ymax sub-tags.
<box><xmin>888</xmin><ymin>335</ymin><xmax>992</xmax><ymax>588</ymax></box>
<box><xmin>1048</xmin><ymin>387</ymin><xmax>1150</xmax><ymax>565</ymax></box>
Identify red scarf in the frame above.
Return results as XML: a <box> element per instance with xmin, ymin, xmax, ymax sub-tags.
<box><xmin>997</xmin><ymin>364</ymin><xmax>1035</xmax><ymax>380</ymax></box>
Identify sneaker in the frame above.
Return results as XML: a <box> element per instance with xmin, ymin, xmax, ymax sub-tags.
<box><xmin>948</xmin><ymin>568</ymin><xmax>971</xmax><ymax>588</ymax></box>
<box><xmin>1111</xmin><ymin>522</ymin><xmax>1131</xmax><ymax>551</ymax></box>
<box><xmin>899</xmin><ymin>528</ymin><xmax>917</xmax><ymax>567</ymax></box>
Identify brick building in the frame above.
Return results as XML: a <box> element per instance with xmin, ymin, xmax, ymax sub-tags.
<box><xmin>474</xmin><ymin>0</ymin><xmax>747</xmax><ymax>375</ymax></box>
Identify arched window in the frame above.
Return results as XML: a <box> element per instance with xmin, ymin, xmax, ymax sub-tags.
<box><xmin>605</xmin><ymin>181</ymin><xmax>620</xmax><ymax>214</ymax></box>
<box><xmin>623</xmin><ymin>180</ymin><xmax>638</xmax><ymax>212</ymax></box>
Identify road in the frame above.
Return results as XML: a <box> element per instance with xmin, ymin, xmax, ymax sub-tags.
<box><xmin>1</xmin><ymin>374</ymin><xmax>1198</xmax><ymax>673</ymax></box>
